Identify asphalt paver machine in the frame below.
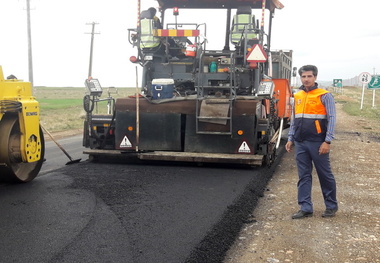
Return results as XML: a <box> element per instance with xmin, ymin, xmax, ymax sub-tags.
<box><xmin>83</xmin><ymin>0</ymin><xmax>293</xmax><ymax>166</ymax></box>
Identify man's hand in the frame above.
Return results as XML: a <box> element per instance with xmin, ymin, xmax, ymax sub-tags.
<box><xmin>285</xmin><ymin>141</ymin><xmax>293</xmax><ymax>153</ymax></box>
<box><xmin>319</xmin><ymin>142</ymin><xmax>331</xmax><ymax>155</ymax></box>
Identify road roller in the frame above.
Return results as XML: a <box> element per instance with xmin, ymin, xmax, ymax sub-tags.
<box><xmin>0</xmin><ymin>66</ymin><xmax>44</xmax><ymax>182</ymax></box>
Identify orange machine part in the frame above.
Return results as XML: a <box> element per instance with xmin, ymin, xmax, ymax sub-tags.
<box><xmin>272</xmin><ymin>79</ymin><xmax>292</xmax><ymax>119</ymax></box>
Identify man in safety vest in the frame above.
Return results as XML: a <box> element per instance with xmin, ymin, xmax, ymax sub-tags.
<box><xmin>148</xmin><ymin>7</ymin><xmax>162</xmax><ymax>29</ymax></box>
<box><xmin>285</xmin><ymin>65</ymin><xmax>338</xmax><ymax>219</ymax></box>
<box><xmin>139</xmin><ymin>7</ymin><xmax>162</xmax><ymax>49</ymax></box>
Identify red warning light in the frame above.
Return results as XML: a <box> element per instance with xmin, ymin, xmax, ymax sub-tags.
<box><xmin>173</xmin><ymin>7</ymin><xmax>179</xmax><ymax>16</ymax></box>
<box><xmin>249</xmin><ymin>62</ymin><xmax>258</xmax><ymax>69</ymax></box>
<box><xmin>130</xmin><ymin>56</ymin><xmax>138</xmax><ymax>63</ymax></box>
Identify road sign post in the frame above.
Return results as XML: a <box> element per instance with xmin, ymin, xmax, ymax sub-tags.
<box><xmin>359</xmin><ymin>72</ymin><xmax>372</xmax><ymax>110</ymax></box>
<box><xmin>333</xmin><ymin>79</ymin><xmax>343</xmax><ymax>93</ymax></box>
<box><xmin>368</xmin><ymin>75</ymin><xmax>380</xmax><ymax>108</ymax></box>
<box><xmin>373</xmin><ymin>89</ymin><xmax>376</xmax><ymax>108</ymax></box>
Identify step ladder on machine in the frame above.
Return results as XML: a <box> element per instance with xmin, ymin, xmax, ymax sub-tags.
<box><xmin>195</xmin><ymin>52</ymin><xmax>237</xmax><ymax>135</ymax></box>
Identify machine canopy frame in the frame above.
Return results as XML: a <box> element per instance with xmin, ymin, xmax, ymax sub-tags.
<box><xmin>156</xmin><ymin>0</ymin><xmax>284</xmax><ymax>12</ymax></box>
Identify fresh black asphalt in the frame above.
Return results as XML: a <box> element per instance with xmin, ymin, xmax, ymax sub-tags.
<box><xmin>0</xmin><ymin>148</ymin><xmax>285</xmax><ymax>263</ymax></box>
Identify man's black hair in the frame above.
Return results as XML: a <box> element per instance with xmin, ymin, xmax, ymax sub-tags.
<box><xmin>298</xmin><ymin>65</ymin><xmax>318</xmax><ymax>77</ymax></box>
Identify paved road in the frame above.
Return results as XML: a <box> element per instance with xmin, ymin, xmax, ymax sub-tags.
<box><xmin>40</xmin><ymin>135</ymin><xmax>88</xmax><ymax>175</ymax></box>
<box><xmin>0</xmin><ymin>135</ymin><xmax>285</xmax><ymax>263</ymax></box>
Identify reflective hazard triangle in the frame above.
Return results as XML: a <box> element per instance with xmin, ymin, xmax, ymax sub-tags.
<box><xmin>246</xmin><ymin>44</ymin><xmax>267</xmax><ymax>62</ymax></box>
<box><xmin>238</xmin><ymin>141</ymin><xmax>251</xmax><ymax>153</ymax></box>
<box><xmin>120</xmin><ymin>135</ymin><xmax>132</xmax><ymax>148</ymax></box>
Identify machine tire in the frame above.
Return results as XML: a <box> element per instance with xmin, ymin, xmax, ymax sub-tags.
<box><xmin>264</xmin><ymin>144</ymin><xmax>276</xmax><ymax>167</ymax></box>
<box><xmin>0</xmin><ymin>116</ymin><xmax>45</xmax><ymax>183</ymax></box>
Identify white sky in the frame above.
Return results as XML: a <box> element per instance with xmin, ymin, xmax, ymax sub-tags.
<box><xmin>1</xmin><ymin>0</ymin><xmax>379</xmax><ymax>87</ymax></box>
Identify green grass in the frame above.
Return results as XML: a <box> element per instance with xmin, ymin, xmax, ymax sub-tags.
<box><xmin>333</xmin><ymin>86</ymin><xmax>380</xmax><ymax>120</ymax></box>
<box><xmin>39</xmin><ymin>98</ymin><xmax>83</xmax><ymax>110</ymax></box>
<box><xmin>343</xmin><ymin>102</ymin><xmax>380</xmax><ymax>119</ymax></box>
<box><xmin>34</xmin><ymin>87</ymin><xmax>135</xmax><ymax>133</ymax></box>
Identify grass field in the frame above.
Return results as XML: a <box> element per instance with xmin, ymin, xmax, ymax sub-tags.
<box><xmin>35</xmin><ymin>87</ymin><xmax>135</xmax><ymax>133</ymax></box>
<box><xmin>34</xmin><ymin>85</ymin><xmax>380</xmax><ymax>133</ymax></box>
<box><xmin>333</xmin><ymin>86</ymin><xmax>380</xmax><ymax>120</ymax></box>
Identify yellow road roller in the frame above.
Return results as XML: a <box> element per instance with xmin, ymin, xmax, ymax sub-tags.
<box><xmin>0</xmin><ymin>66</ymin><xmax>44</xmax><ymax>182</ymax></box>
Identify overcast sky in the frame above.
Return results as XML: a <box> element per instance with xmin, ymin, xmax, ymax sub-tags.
<box><xmin>1</xmin><ymin>0</ymin><xmax>379</xmax><ymax>87</ymax></box>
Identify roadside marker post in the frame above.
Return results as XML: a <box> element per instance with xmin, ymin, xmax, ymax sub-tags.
<box><xmin>359</xmin><ymin>72</ymin><xmax>371</xmax><ymax>110</ymax></box>
<box><xmin>333</xmin><ymin>79</ymin><xmax>343</xmax><ymax>94</ymax></box>
<box><xmin>368</xmin><ymin>75</ymin><xmax>380</xmax><ymax>108</ymax></box>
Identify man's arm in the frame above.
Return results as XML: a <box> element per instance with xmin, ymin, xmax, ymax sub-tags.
<box><xmin>285</xmin><ymin>101</ymin><xmax>296</xmax><ymax>152</ymax></box>
<box><xmin>321</xmin><ymin>92</ymin><xmax>336</xmax><ymax>142</ymax></box>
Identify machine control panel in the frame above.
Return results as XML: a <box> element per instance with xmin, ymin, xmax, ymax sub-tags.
<box><xmin>85</xmin><ymin>78</ymin><xmax>103</xmax><ymax>97</ymax></box>
<box><xmin>257</xmin><ymin>80</ymin><xmax>274</xmax><ymax>96</ymax></box>
<box><xmin>220</xmin><ymin>58</ymin><xmax>231</xmax><ymax>65</ymax></box>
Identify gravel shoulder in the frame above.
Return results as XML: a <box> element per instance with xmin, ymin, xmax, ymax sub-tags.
<box><xmin>224</xmin><ymin>102</ymin><xmax>380</xmax><ymax>263</ymax></box>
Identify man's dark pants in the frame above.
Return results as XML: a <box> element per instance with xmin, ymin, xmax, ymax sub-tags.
<box><xmin>294</xmin><ymin>141</ymin><xmax>338</xmax><ymax>213</ymax></box>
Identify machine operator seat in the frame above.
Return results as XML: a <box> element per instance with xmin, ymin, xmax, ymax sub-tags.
<box><xmin>230</xmin><ymin>6</ymin><xmax>257</xmax><ymax>46</ymax></box>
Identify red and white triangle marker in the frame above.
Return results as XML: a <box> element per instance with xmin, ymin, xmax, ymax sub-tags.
<box><xmin>120</xmin><ymin>135</ymin><xmax>132</xmax><ymax>148</ymax></box>
<box><xmin>246</xmin><ymin>44</ymin><xmax>267</xmax><ymax>62</ymax></box>
<box><xmin>238</xmin><ymin>141</ymin><xmax>251</xmax><ymax>153</ymax></box>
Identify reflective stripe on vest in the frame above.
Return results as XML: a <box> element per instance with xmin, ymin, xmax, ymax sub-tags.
<box><xmin>295</xmin><ymin>113</ymin><xmax>327</xmax><ymax>119</ymax></box>
<box><xmin>140</xmin><ymin>19</ymin><xmax>160</xmax><ymax>49</ymax></box>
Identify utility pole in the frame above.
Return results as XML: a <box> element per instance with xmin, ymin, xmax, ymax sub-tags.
<box><xmin>85</xmin><ymin>22</ymin><xmax>99</xmax><ymax>78</ymax></box>
<box><xmin>26</xmin><ymin>0</ymin><xmax>34</xmax><ymax>86</ymax></box>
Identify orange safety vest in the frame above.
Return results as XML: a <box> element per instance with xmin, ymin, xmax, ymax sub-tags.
<box><xmin>294</xmin><ymin>88</ymin><xmax>328</xmax><ymax>118</ymax></box>
<box><xmin>293</xmin><ymin>88</ymin><xmax>329</xmax><ymax>142</ymax></box>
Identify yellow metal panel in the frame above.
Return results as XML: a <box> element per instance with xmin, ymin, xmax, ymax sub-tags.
<box><xmin>18</xmin><ymin>100</ymin><xmax>43</xmax><ymax>163</ymax></box>
<box><xmin>0</xmin><ymin>65</ymin><xmax>42</xmax><ymax>163</ymax></box>
<box><xmin>0</xmin><ymin>66</ymin><xmax>4</xmax><ymax>81</ymax></box>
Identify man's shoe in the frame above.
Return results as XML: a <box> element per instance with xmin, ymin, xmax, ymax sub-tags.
<box><xmin>292</xmin><ymin>210</ymin><xmax>313</xmax><ymax>219</ymax></box>
<box><xmin>322</xmin><ymin>208</ymin><xmax>338</xmax><ymax>218</ymax></box>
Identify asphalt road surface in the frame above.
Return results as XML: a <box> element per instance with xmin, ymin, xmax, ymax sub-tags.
<box><xmin>40</xmin><ymin>135</ymin><xmax>88</xmax><ymax>175</ymax></box>
<box><xmin>0</xmin><ymin>135</ymin><xmax>285</xmax><ymax>263</ymax></box>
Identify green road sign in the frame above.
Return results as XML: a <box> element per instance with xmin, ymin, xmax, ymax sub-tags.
<box><xmin>333</xmin><ymin>79</ymin><xmax>342</xmax><ymax>88</ymax></box>
<box><xmin>368</xmin><ymin>75</ymin><xmax>380</xmax><ymax>89</ymax></box>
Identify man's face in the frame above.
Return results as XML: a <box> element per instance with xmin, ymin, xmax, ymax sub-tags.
<box><xmin>300</xmin><ymin>70</ymin><xmax>317</xmax><ymax>89</ymax></box>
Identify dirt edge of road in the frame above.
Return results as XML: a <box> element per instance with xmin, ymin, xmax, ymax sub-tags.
<box><xmin>224</xmin><ymin>102</ymin><xmax>380</xmax><ymax>263</ymax></box>
<box><xmin>185</xmin><ymin>151</ymin><xmax>286</xmax><ymax>263</ymax></box>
